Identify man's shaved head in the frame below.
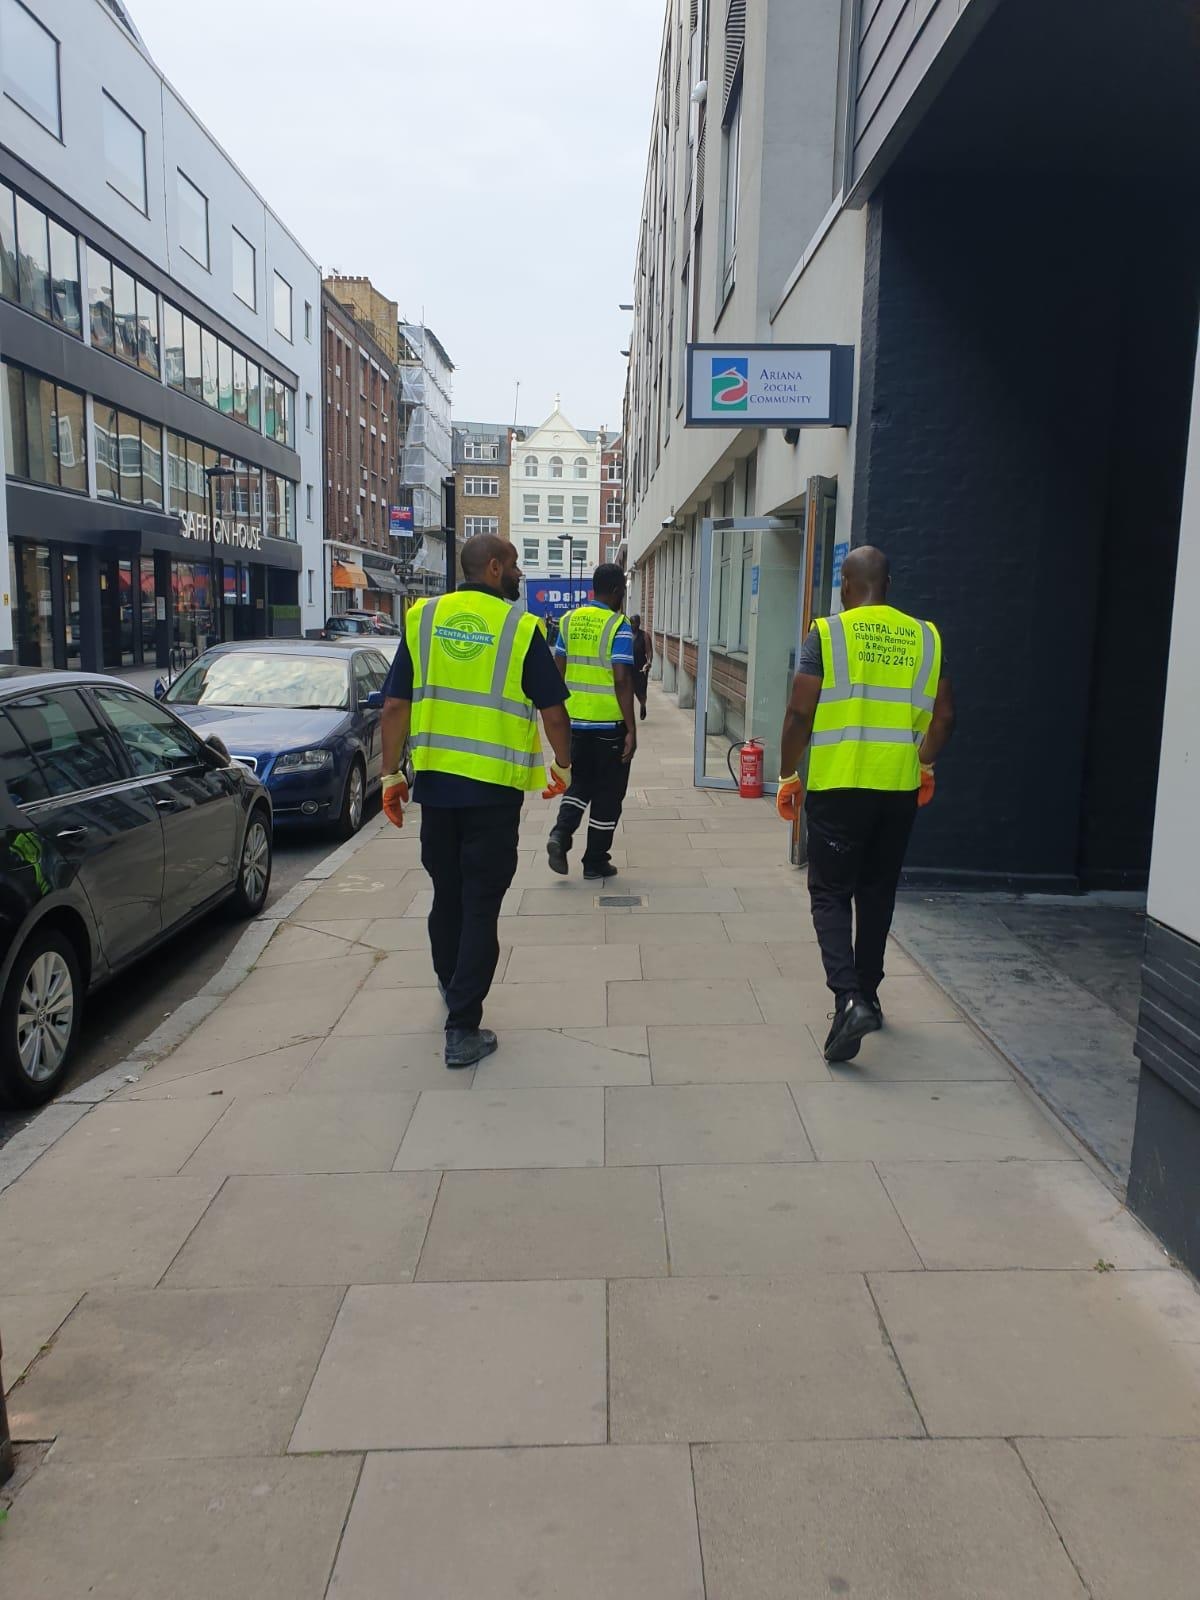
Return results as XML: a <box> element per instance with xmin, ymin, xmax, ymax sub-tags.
<box><xmin>461</xmin><ymin>533</ymin><xmax>513</xmax><ymax>579</ymax></box>
<box><xmin>840</xmin><ymin>546</ymin><xmax>890</xmax><ymax>607</ymax></box>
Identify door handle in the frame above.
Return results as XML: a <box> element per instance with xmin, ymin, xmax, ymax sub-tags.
<box><xmin>154</xmin><ymin>797</ymin><xmax>186</xmax><ymax>813</ymax></box>
<box><xmin>56</xmin><ymin>826</ymin><xmax>89</xmax><ymax>842</ymax></box>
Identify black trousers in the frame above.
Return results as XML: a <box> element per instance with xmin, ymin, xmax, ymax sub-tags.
<box><xmin>419</xmin><ymin>802</ymin><xmax>521</xmax><ymax>1031</ymax></box>
<box><xmin>633</xmin><ymin>667</ymin><xmax>649</xmax><ymax>708</ymax></box>
<box><xmin>552</xmin><ymin>726</ymin><xmax>631</xmax><ymax>869</ymax></box>
<box><xmin>805</xmin><ymin>788</ymin><xmax>918</xmax><ymax>1000</ymax></box>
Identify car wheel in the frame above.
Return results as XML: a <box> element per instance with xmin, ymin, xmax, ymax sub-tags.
<box><xmin>229</xmin><ymin>807</ymin><xmax>273</xmax><ymax>918</ymax></box>
<box><xmin>0</xmin><ymin>926</ymin><xmax>82</xmax><ymax>1108</ymax></box>
<box><xmin>336</xmin><ymin>759</ymin><xmax>366</xmax><ymax>839</ymax></box>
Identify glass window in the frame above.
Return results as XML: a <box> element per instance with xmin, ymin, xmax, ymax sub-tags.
<box><xmin>94</xmin><ymin>687</ymin><xmax>199</xmax><ymax>776</ymax></box>
<box><xmin>15</xmin><ymin>193</ymin><xmax>49</xmax><ymax>317</ymax></box>
<box><xmin>176</xmin><ymin>170</ymin><xmax>208</xmax><ymax>267</ymax></box>
<box><xmin>2</xmin><ymin>363</ymin><xmax>26</xmax><ymax>475</ymax></box>
<box><xmin>22</xmin><ymin>369</ymin><xmax>53</xmax><ymax>484</ymax></box>
<box><xmin>163</xmin><ymin>301</ymin><xmax>184</xmax><ymax>388</ymax></box>
<box><xmin>102</xmin><ymin>91</ymin><xmax>147</xmax><ymax>213</ymax></box>
<box><xmin>232</xmin><ymin>228</ymin><xmax>255</xmax><ymax>308</ymax></box>
<box><xmin>0</xmin><ymin>181</ymin><xmax>16</xmax><ymax>300</ymax></box>
<box><xmin>263</xmin><ymin>374</ymin><xmax>276</xmax><ymax>440</ymax></box>
<box><xmin>166</xmin><ymin>430</ymin><xmax>187</xmax><ymax>514</ymax></box>
<box><xmin>54</xmin><ymin>385</ymin><xmax>85</xmax><ymax>492</ymax></box>
<box><xmin>572</xmin><ymin>495</ymin><xmax>588</xmax><ymax>523</ymax></box>
<box><xmin>0</xmin><ymin>0</ymin><xmax>61</xmax><ymax>138</ymax></box>
<box><xmin>136</xmin><ymin>278</ymin><xmax>158</xmax><ymax>375</ymax></box>
<box><xmin>141</xmin><ymin>421</ymin><xmax>162</xmax><ymax>509</ymax></box>
<box><xmin>217</xmin><ymin>339</ymin><xmax>232</xmax><ymax>414</ymax></box>
<box><xmin>0</xmin><ymin>708</ymin><xmax>48</xmax><ymax>806</ymax></box>
<box><xmin>186</xmin><ymin>439</ymin><xmax>206</xmax><ymax>516</ymax></box>
<box><xmin>272</xmin><ymin>270</ymin><xmax>292</xmax><ymax>340</ymax></box>
<box><xmin>525</xmin><ymin>455</ymin><xmax>538</xmax><ymax>477</ymax></box>
<box><xmin>246</xmin><ymin>361</ymin><xmax>260</xmax><ymax>429</ymax></box>
<box><xmin>262</xmin><ymin>471</ymin><xmax>277</xmax><ymax>539</ymax></box>
<box><xmin>574</xmin><ymin>456</ymin><xmax>588</xmax><ymax>478</ymax></box>
<box><xmin>232</xmin><ymin>350</ymin><xmax>247</xmax><ymax>424</ymax></box>
<box><xmin>720</xmin><ymin>92</ymin><xmax>741</xmax><ymax>300</ymax></box>
<box><xmin>547</xmin><ymin>495</ymin><xmax>564</xmax><ymax>523</ymax></box>
<box><xmin>550</xmin><ymin>456</ymin><xmax>563</xmax><ymax>478</ymax></box>
<box><xmin>167</xmin><ymin>650</ymin><xmax>350</xmax><ymax>711</ymax></box>
<box><xmin>304</xmin><ymin>300</ymin><xmax>312</xmax><ymax>340</ymax></box>
<box><xmin>182</xmin><ymin>314</ymin><xmax>202</xmax><ymax>400</ymax></box>
<box><xmin>7</xmin><ymin>690</ymin><xmax>122</xmax><ymax>797</ymax></box>
<box><xmin>94</xmin><ymin>403</ymin><xmax>117</xmax><ymax>499</ymax></box>
<box><xmin>112</xmin><ymin>264</ymin><xmax>137</xmax><ymax>364</ymax></box>
<box><xmin>10</xmin><ymin>541</ymin><xmax>52</xmax><ymax>666</ymax></box>
<box><xmin>523</xmin><ymin>540</ymin><xmax>539</xmax><ymax>565</ymax></box>
<box><xmin>48</xmin><ymin>217</ymin><xmax>80</xmax><ymax>334</ymax></box>
<box><xmin>87</xmin><ymin>246</ymin><xmax>113</xmax><ymax>352</ymax></box>
<box><xmin>200</xmin><ymin>327</ymin><xmax>218</xmax><ymax>408</ymax></box>
<box><xmin>523</xmin><ymin>495</ymin><xmax>538</xmax><ymax>522</ymax></box>
<box><xmin>117</xmin><ymin>410</ymin><xmax>141</xmax><ymax>503</ymax></box>
<box><xmin>352</xmin><ymin>652</ymin><xmax>376</xmax><ymax>708</ymax></box>
<box><xmin>547</xmin><ymin>541</ymin><xmax>563</xmax><ymax>566</ymax></box>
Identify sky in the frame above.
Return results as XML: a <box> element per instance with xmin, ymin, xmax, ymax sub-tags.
<box><xmin>135</xmin><ymin>0</ymin><xmax>664</xmax><ymax>436</ymax></box>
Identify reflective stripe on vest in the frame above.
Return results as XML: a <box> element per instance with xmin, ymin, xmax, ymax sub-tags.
<box><xmin>807</xmin><ymin>606</ymin><xmax>942</xmax><ymax>792</ymax></box>
<box><xmin>561</xmin><ymin>605</ymin><xmax>624</xmax><ymax>723</ymax></box>
<box><xmin>407</xmin><ymin>591</ymin><xmax>545</xmax><ymax>791</ymax></box>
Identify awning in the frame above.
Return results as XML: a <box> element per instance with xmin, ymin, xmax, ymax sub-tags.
<box><xmin>332</xmin><ymin>561</ymin><xmax>368</xmax><ymax>589</ymax></box>
<box><xmin>366</xmin><ymin>568</ymin><xmax>406</xmax><ymax>594</ymax></box>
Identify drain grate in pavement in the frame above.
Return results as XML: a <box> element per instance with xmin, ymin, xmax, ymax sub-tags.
<box><xmin>597</xmin><ymin>895</ymin><xmax>644</xmax><ymax>907</ymax></box>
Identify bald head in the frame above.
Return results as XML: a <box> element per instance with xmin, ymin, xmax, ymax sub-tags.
<box><xmin>840</xmin><ymin>546</ymin><xmax>890</xmax><ymax>609</ymax></box>
<box><xmin>461</xmin><ymin>533</ymin><xmax>513</xmax><ymax>580</ymax></box>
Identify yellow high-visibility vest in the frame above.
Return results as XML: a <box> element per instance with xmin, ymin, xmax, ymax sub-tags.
<box><xmin>561</xmin><ymin>604</ymin><xmax>625</xmax><ymax>724</ymax></box>
<box><xmin>406</xmin><ymin>591</ymin><xmax>545</xmax><ymax>791</ymax></box>
<box><xmin>808</xmin><ymin>604</ymin><xmax>942</xmax><ymax>792</ymax></box>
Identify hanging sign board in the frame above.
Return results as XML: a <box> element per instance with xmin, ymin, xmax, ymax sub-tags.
<box><xmin>686</xmin><ymin>343</ymin><xmax>854</xmax><ymax>428</ymax></box>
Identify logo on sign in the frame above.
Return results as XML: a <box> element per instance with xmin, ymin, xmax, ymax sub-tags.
<box><xmin>711</xmin><ymin>357</ymin><xmax>749</xmax><ymax>411</ymax></box>
<box><xmin>434</xmin><ymin>612</ymin><xmax>494</xmax><ymax>662</ymax></box>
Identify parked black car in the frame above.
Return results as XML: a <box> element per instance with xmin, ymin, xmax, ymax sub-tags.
<box><xmin>0</xmin><ymin>669</ymin><xmax>273</xmax><ymax>1108</ymax></box>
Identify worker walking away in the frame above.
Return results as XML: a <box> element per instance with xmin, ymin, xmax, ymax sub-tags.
<box><xmin>630</xmin><ymin>613</ymin><xmax>652</xmax><ymax>720</ymax></box>
<box><xmin>776</xmin><ymin>546</ymin><xmax>955</xmax><ymax>1063</ymax></box>
<box><xmin>545</xmin><ymin>563</ymin><xmax>637</xmax><ymax>880</ymax></box>
<box><xmin>380</xmin><ymin>534</ymin><xmax>572</xmax><ymax>1069</ymax></box>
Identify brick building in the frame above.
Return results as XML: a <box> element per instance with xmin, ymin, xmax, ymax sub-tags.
<box><xmin>452</xmin><ymin>422</ymin><xmax>514</xmax><ymax>547</ymax></box>
<box><xmin>600</xmin><ymin>433</ymin><xmax>624</xmax><ymax>566</ymax></box>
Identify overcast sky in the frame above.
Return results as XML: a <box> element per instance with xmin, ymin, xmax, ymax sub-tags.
<box><xmin>136</xmin><ymin>0</ymin><xmax>663</xmax><ymax>435</ymax></box>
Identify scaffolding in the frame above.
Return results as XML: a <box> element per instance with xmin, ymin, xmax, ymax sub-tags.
<box><xmin>397</xmin><ymin>323</ymin><xmax>455</xmax><ymax>582</ymax></box>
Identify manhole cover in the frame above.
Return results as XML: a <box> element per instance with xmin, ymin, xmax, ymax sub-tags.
<box><xmin>597</xmin><ymin>895</ymin><xmax>644</xmax><ymax>907</ymax></box>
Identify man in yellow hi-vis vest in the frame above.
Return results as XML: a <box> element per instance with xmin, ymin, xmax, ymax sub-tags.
<box><xmin>380</xmin><ymin>534</ymin><xmax>572</xmax><ymax>1068</ymax></box>
<box><xmin>545</xmin><ymin>564</ymin><xmax>638</xmax><ymax>880</ymax></box>
<box><xmin>777</xmin><ymin>546</ymin><xmax>955</xmax><ymax>1063</ymax></box>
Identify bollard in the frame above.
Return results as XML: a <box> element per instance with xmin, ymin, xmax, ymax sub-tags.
<box><xmin>0</xmin><ymin>1329</ymin><xmax>13</xmax><ymax>1486</ymax></box>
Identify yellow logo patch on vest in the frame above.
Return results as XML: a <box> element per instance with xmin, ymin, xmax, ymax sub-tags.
<box><xmin>433</xmin><ymin>612</ymin><xmax>495</xmax><ymax>662</ymax></box>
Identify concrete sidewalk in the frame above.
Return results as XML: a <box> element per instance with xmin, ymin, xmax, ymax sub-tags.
<box><xmin>2</xmin><ymin>685</ymin><xmax>1200</xmax><ymax>1598</ymax></box>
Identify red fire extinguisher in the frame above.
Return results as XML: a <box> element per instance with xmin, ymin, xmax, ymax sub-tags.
<box><xmin>737</xmin><ymin>738</ymin><xmax>764</xmax><ymax>799</ymax></box>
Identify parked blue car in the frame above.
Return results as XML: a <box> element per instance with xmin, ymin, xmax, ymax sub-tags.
<box><xmin>160</xmin><ymin>640</ymin><xmax>394</xmax><ymax>836</ymax></box>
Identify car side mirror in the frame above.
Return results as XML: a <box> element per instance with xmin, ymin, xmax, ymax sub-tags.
<box><xmin>203</xmin><ymin>734</ymin><xmax>231</xmax><ymax>766</ymax></box>
<box><xmin>365</xmin><ymin>690</ymin><xmax>385</xmax><ymax>711</ymax></box>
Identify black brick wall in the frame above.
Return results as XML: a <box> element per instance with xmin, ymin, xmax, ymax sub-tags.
<box><xmin>854</xmin><ymin>175</ymin><xmax>1197</xmax><ymax>887</ymax></box>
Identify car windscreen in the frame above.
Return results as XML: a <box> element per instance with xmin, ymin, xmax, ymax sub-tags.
<box><xmin>166</xmin><ymin>653</ymin><xmax>350</xmax><ymax>711</ymax></box>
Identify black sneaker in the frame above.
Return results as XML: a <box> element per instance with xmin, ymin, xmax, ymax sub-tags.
<box><xmin>583</xmin><ymin>861</ymin><xmax>619</xmax><ymax>880</ymax></box>
<box><xmin>865</xmin><ymin>993</ymin><xmax>885</xmax><ymax>1026</ymax></box>
<box><xmin>546</xmin><ymin>832</ymin><xmax>569</xmax><ymax>876</ymax></box>
<box><xmin>444</xmin><ymin>1027</ymin><xmax>498</xmax><ymax>1069</ymax></box>
<box><xmin>639</xmin><ymin>703</ymin><xmax>647</xmax><ymax>721</ymax></box>
<box><xmin>823</xmin><ymin>995</ymin><xmax>882</xmax><ymax>1063</ymax></box>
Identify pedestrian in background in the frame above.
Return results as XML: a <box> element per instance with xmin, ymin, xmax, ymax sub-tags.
<box><xmin>630</xmin><ymin>613</ymin><xmax>652</xmax><ymax>721</ymax></box>
<box><xmin>379</xmin><ymin>534</ymin><xmax>572</xmax><ymax>1068</ymax></box>
<box><xmin>776</xmin><ymin>546</ymin><xmax>955</xmax><ymax>1063</ymax></box>
<box><xmin>545</xmin><ymin>563</ymin><xmax>637</xmax><ymax>880</ymax></box>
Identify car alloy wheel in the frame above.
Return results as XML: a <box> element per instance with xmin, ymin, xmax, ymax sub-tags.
<box><xmin>17</xmin><ymin>950</ymin><xmax>75</xmax><ymax>1084</ymax></box>
<box><xmin>347</xmin><ymin>764</ymin><xmax>364</xmax><ymax>830</ymax></box>
<box><xmin>241</xmin><ymin>817</ymin><xmax>271</xmax><ymax>908</ymax></box>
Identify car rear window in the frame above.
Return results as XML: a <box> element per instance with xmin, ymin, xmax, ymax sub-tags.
<box><xmin>6</xmin><ymin>690</ymin><xmax>123</xmax><ymax>797</ymax></box>
<box><xmin>0</xmin><ymin>709</ymin><xmax>49</xmax><ymax>806</ymax></box>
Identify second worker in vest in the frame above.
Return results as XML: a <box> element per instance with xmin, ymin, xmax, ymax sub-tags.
<box><xmin>777</xmin><ymin>547</ymin><xmax>955</xmax><ymax>1064</ymax></box>
<box><xmin>379</xmin><ymin>534</ymin><xmax>572</xmax><ymax>1069</ymax></box>
<box><xmin>545</xmin><ymin>563</ymin><xmax>638</xmax><ymax>880</ymax></box>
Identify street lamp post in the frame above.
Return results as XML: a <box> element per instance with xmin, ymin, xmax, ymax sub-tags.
<box><xmin>557</xmin><ymin>533</ymin><xmax>573</xmax><ymax>612</ymax></box>
<box><xmin>203</xmin><ymin>463</ymin><xmax>238</xmax><ymax>648</ymax></box>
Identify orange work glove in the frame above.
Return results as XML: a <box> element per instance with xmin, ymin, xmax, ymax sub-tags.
<box><xmin>918</xmin><ymin>763</ymin><xmax>936</xmax><ymax>808</ymax></box>
<box><xmin>381</xmin><ymin>770</ymin><xmax>410</xmax><ymax>828</ymax></box>
<box><xmin>776</xmin><ymin>772</ymin><xmax>804</xmax><ymax>824</ymax></box>
<box><xmin>541</xmin><ymin>761</ymin><xmax>572</xmax><ymax>800</ymax></box>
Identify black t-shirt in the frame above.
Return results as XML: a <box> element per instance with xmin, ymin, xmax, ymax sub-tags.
<box><xmin>384</xmin><ymin>585</ymin><xmax>568</xmax><ymax>807</ymax></box>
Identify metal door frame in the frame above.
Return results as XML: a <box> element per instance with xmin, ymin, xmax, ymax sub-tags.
<box><xmin>694</xmin><ymin>515</ymin><xmax>803</xmax><ymax>790</ymax></box>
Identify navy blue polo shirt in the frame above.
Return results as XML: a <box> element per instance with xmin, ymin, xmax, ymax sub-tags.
<box><xmin>384</xmin><ymin>585</ymin><xmax>568</xmax><ymax>807</ymax></box>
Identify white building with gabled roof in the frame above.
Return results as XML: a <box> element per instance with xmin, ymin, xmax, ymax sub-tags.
<box><xmin>510</xmin><ymin>399</ymin><xmax>608</xmax><ymax>590</ymax></box>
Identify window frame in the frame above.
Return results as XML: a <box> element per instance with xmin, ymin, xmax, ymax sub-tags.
<box><xmin>2</xmin><ymin>362</ymin><xmax>88</xmax><ymax>494</ymax></box>
<box><xmin>176</xmin><ymin>169</ymin><xmax>210</xmax><ymax>270</ymax></box>
<box><xmin>231</xmin><ymin>228</ymin><xmax>256</xmax><ymax>309</ymax></box>
<box><xmin>0</xmin><ymin>0</ymin><xmax>62</xmax><ymax>140</ymax></box>
<box><xmin>101</xmin><ymin>90</ymin><xmax>148</xmax><ymax>216</ymax></box>
<box><xmin>272</xmin><ymin>270</ymin><xmax>293</xmax><ymax>342</ymax></box>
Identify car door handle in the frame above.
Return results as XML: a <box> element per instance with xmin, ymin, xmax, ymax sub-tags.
<box><xmin>154</xmin><ymin>797</ymin><xmax>187</xmax><ymax>814</ymax></box>
<box><xmin>56</xmin><ymin>826</ymin><xmax>89</xmax><ymax>842</ymax></box>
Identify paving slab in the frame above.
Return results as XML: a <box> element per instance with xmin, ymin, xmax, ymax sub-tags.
<box><xmin>496</xmin><ymin>910</ymin><xmax>609</xmax><ymax>944</ymax></box>
<box><xmin>662</xmin><ymin>1163</ymin><xmax>922</xmax><ymax>1275</ymax></box>
<box><xmin>501</xmin><ymin>943</ymin><xmax>642</xmax><ymax>983</ymax></box>
<box><xmin>750</xmin><ymin>976</ymin><xmax>850</xmax><ymax>1023</ymax></box>
<box><xmin>1018</xmin><ymin>1438</ymin><xmax>1200</xmax><ymax>1600</ymax></box>
<box><xmin>631</xmin><ymin>887</ymin><xmax>744</xmax><ymax>913</ymax></box>
<box><xmin>10</xmin><ymin>1286</ymin><xmax>341</xmax><ymax>1459</ymax></box>
<box><xmin>290</xmin><ymin>1280</ymin><xmax>606</xmax><ymax>1450</ymax></box>
<box><xmin>477</xmin><ymin>1026</ymin><xmax>652</xmax><ymax>1087</ymax></box>
<box><xmin>479</xmin><ymin>980</ymin><xmax>610</xmax><ymax>1028</ymax></box>
<box><xmin>638</xmin><ymin>941</ymin><xmax>780</xmax><ymax>980</ymax></box>
<box><xmin>871</xmin><ymin>1268</ymin><xmax>1200</xmax><ymax>1437</ymax></box>
<box><xmin>334</xmin><ymin>985</ymin><xmax>448</xmax><ymax>1035</ymax></box>
<box><xmin>165</xmin><ymin>1171</ymin><xmax>441</xmax><ymax>1287</ymax></box>
<box><xmin>610</xmin><ymin>1276</ymin><xmax>921</xmax><ymax>1442</ymax></box>
<box><xmin>327</xmin><ymin>1446</ymin><xmax>705</xmax><ymax>1600</ymax></box>
<box><xmin>257</xmin><ymin>922</ymin><xmax>366</xmax><ymax>966</ymax></box>
<box><xmin>122</xmin><ymin>1040</ymin><xmax>321</xmax><ymax>1100</ymax></box>
<box><xmin>0</xmin><ymin>1174</ymin><xmax>220</xmax><ymax>1293</ymax></box>
<box><xmin>735</xmin><ymin>888</ymin><xmax>814</xmax><ymax>913</ymax></box>
<box><xmin>723</xmin><ymin>911</ymin><xmax>818</xmax><ymax>943</ymax></box>
<box><xmin>417</xmin><ymin>1167</ymin><xmax>667</xmax><ymax>1280</ymax></box>
<box><xmin>18</xmin><ymin>1098</ymin><xmax>228</xmax><ymax>1182</ymax></box>
<box><xmin>607</xmin><ymin>1083</ymin><xmax>813</xmax><ymax>1165</ymax></box>
<box><xmin>878</xmin><ymin>1159</ymin><xmax>1166</xmax><ymax>1269</ymax></box>
<box><xmin>394</xmin><ymin>1086</ymin><xmax>604</xmax><ymax>1170</ymax></box>
<box><xmin>648</xmin><ymin>1023</ymin><xmax>829</xmax><ymax>1084</ymax></box>
<box><xmin>692</xmin><ymin>1439</ymin><xmax>1087</xmax><ymax>1600</ymax></box>
<box><xmin>607</xmin><ymin>978</ymin><xmax>763</xmax><ymax>1025</ymax></box>
<box><xmin>0</xmin><ymin>1292</ymin><xmax>81</xmax><ymax>1391</ymax></box>
<box><xmin>297</xmin><ymin>879</ymin><xmax>421</xmax><ymax>923</ymax></box>
<box><xmin>0</xmin><ymin>1456</ymin><xmax>362</xmax><ymax>1600</ymax></box>
<box><xmin>603</xmin><ymin>910</ymin><xmax>730</xmax><ymax>945</ymax></box>
<box><xmin>812</xmin><ymin>1019</ymin><xmax>1011</xmax><ymax>1082</ymax></box>
<box><xmin>180</xmin><ymin>1092</ymin><xmax>418</xmax><ymax>1175</ymax></box>
<box><xmin>293</xmin><ymin>1032</ymin><xmax>475</xmax><ymax>1092</ymax></box>
<box><xmin>360</xmin><ymin>948</ymin><xmax>440</xmax><ymax>987</ymax></box>
<box><xmin>793</xmin><ymin>1081</ymin><xmax>1073</xmax><ymax>1161</ymax></box>
<box><xmin>224</xmin><ymin>952</ymin><xmax>375</xmax><ymax>1009</ymax></box>
<box><xmin>153</xmin><ymin>997</ymin><xmax>335</xmax><ymax>1068</ymax></box>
